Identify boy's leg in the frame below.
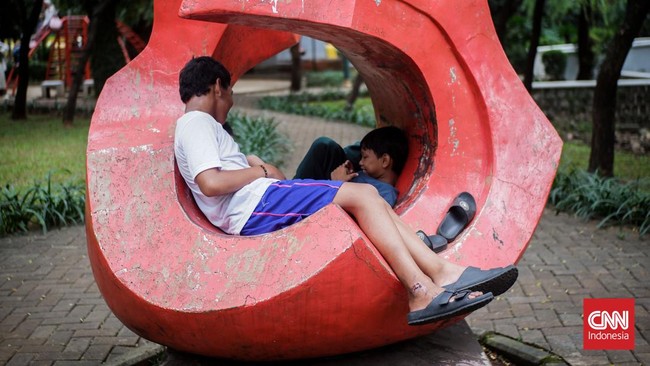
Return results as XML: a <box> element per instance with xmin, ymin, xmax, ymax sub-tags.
<box><xmin>294</xmin><ymin>137</ymin><xmax>347</xmax><ymax>180</ymax></box>
<box><xmin>333</xmin><ymin>182</ymin><xmax>466</xmax><ymax>311</ymax></box>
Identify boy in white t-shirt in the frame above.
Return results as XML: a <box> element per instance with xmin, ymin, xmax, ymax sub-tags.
<box><xmin>174</xmin><ymin>56</ymin><xmax>518</xmax><ymax>326</ymax></box>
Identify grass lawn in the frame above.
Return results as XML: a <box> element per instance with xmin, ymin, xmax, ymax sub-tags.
<box><xmin>0</xmin><ymin>113</ymin><xmax>89</xmax><ymax>191</ymax></box>
<box><xmin>560</xmin><ymin>141</ymin><xmax>649</xmax><ymax>182</ymax></box>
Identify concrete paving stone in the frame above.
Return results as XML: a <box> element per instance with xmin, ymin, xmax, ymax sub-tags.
<box><xmin>72</xmin><ymin>328</ymin><xmax>120</xmax><ymax>338</ymax></box>
<box><xmin>63</xmin><ymin>337</ymin><xmax>91</xmax><ymax>354</ymax></box>
<box><xmin>0</xmin><ymin>338</ymin><xmax>47</xmax><ymax>347</ymax></box>
<box><xmin>33</xmin><ymin>350</ymin><xmax>82</xmax><ymax>361</ymax></box>
<box><xmin>103</xmin><ymin>345</ymin><xmax>144</xmax><ymax>363</ymax></box>
<box><xmin>533</xmin><ymin>309</ymin><xmax>560</xmax><ymax>322</ymax></box>
<box><xmin>563</xmin><ymin>354</ymin><xmax>611</xmax><ymax>366</ymax></box>
<box><xmin>39</xmin><ymin>316</ymin><xmax>86</xmax><ymax>326</ymax></box>
<box><xmin>605</xmin><ymin>350</ymin><xmax>638</xmax><ymax>363</ymax></box>
<box><xmin>117</xmin><ymin>327</ymin><xmax>139</xmax><ymax>338</ymax></box>
<box><xmin>50</xmin><ymin>301</ymin><xmax>77</xmax><ymax>314</ymax></box>
<box><xmin>559</xmin><ymin>313</ymin><xmax>583</xmax><ymax>327</ymax></box>
<box><xmin>518</xmin><ymin>328</ymin><xmax>548</xmax><ymax>348</ymax></box>
<box><xmin>5</xmin><ymin>352</ymin><xmax>37</xmax><ymax>366</ymax></box>
<box><xmin>75</xmin><ymin>298</ymin><xmax>110</xmax><ymax>306</ymax></box>
<box><xmin>91</xmin><ymin>336</ymin><xmax>140</xmax><ymax>347</ymax></box>
<box><xmin>81</xmin><ymin>307</ymin><xmax>111</xmax><ymax>323</ymax></box>
<box><xmin>546</xmin><ymin>334</ymin><xmax>580</xmax><ymax>352</ymax></box>
<box><xmin>67</xmin><ymin>304</ymin><xmax>94</xmax><ymax>321</ymax></box>
<box><xmin>634</xmin><ymin>337</ymin><xmax>649</xmax><ymax>349</ymax></box>
<box><xmin>56</xmin><ymin>322</ymin><xmax>104</xmax><ymax>331</ymax></box>
<box><xmin>28</xmin><ymin>325</ymin><xmax>56</xmax><ymax>341</ymax></box>
<box><xmin>80</xmin><ymin>344</ymin><xmax>113</xmax><ymax>360</ymax></box>
<box><xmin>52</xmin><ymin>361</ymin><xmax>97</xmax><ymax>366</ymax></box>
<box><xmin>637</xmin><ymin>316</ymin><xmax>650</xmax><ymax>330</ymax></box>
<box><xmin>635</xmin><ymin>352</ymin><xmax>650</xmax><ymax>365</ymax></box>
<box><xmin>503</xmin><ymin>316</ymin><xmax>554</xmax><ymax>330</ymax></box>
<box><xmin>2</xmin><ymin>313</ymin><xmax>28</xmax><ymax>327</ymax></box>
<box><xmin>10</xmin><ymin>318</ymin><xmax>43</xmax><ymax>339</ymax></box>
<box><xmin>494</xmin><ymin>323</ymin><xmax>520</xmax><ymax>339</ymax></box>
<box><xmin>504</xmin><ymin>295</ymin><xmax>548</xmax><ymax>305</ymax></box>
<box><xmin>540</xmin><ymin>326</ymin><xmax>583</xmax><ymax>336</ymax></box>
<box><xmin>520</xmin><ymin>283</ymin><xmax>546</xmax><ymax>297</ymax></box>
<box><xmin>16</xmin><ymin>344</ymin><xmax>65</xmax><ymax>354</ymax></box>
<box><xmin>22</xmin><ymin>311</ymin><xmax>69</xmax><ymax>320</ymax></box>
<box><xmin>44</xmin><ymin>330</ymin><xmax>73</xmax><ymax>347</ymax></box>
<box><xmin>0</xmin><ymin>349</ymin><xmax>15</xmax><ymax>362</ymax></box>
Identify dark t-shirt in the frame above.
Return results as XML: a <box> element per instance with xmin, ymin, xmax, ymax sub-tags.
<box><xmin>352</xmin><ymin>172</ymin><xmax>398</xmax><ymax>207</ymax></box>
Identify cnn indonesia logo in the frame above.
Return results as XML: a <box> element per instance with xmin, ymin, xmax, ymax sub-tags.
<box><xmin>583</xmin><ymin>298</ymin><xmax>635</xmax><ymax>350</ymax></box>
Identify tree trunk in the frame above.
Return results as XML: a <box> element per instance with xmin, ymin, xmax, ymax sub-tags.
<box><xmin>523</xmin><ymin>0</ymin><xmax>546</xmax><ymax>91</ymax></box>
<box><xmin>576</xmin><ymin>3</ymin><xmax>594</xmax><ymax>80</ymax></box>
<box><xmin>589</xmin><ymin>0</ymin><xmax>650</xmax><ymax>176</ymax></box>
<box><xmin>11</xmin><ymin>0</ymin><xmax>43</xmax><ymax>120</ymax></box>
<box><xmin>289</xmin><ymin>43</ymin><xmax>302</xmax><ymax>92</ymax></box>
<box><xmin>90</xmin><ymin>0</ymin><xmax>122</xmax><ymax>95</ymax></box>
<box><xmin>489</xmin><ymin>0</ymin><xmax>524</xmax><ymax>45</ymax></box>
<box><xmin>63</xmin><ymin>0</ymin><xmax>119</xmax><ymax>126</ymax></box>
<box><xmin>345</xmin><ymin>74</ymin><xmax>363</xmax><ymax>111</ymax></box>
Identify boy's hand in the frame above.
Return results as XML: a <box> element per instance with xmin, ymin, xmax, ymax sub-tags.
<box><xmin>330</xmin><ymin>160</ymin><xmax>358</xmax><ymax>182</ymax></box>
<box><xmin>246</xmin><ymin>154</ymin><xmax>264</xmax><ymax>166</ymax></box>
<box><xmin>262</xmin><ymin>164</ymin><xmax>286</xmax><ymax>180</ymax></box>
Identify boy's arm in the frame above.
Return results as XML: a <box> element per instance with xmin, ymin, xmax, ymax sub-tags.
<box><xmin>195</xmin><ymin>164</ymin><xmax>285</xmax><ymax>197</ymax></box>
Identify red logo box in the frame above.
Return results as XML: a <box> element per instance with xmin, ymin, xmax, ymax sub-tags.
<box><xmin>583</xmin><ymin>298</ymin><xmax>635</xmax><ymax>350</ymax></box>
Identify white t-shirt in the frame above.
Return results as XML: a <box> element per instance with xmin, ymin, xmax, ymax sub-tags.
<box><xmin>174</xmin><ymin>111</ymin><xmax>277</xmax><ymax>234</ymax></box>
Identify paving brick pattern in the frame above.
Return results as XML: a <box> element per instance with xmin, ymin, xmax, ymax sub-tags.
<box><xmin>1</xmin><ymin>93</ymin><xmax>648</xmax><ymax>365</ymax></box>
<box><xmin>466</xmin><ymin>211</ymin><xmax>649</xmax><ymax>366</ymax></box>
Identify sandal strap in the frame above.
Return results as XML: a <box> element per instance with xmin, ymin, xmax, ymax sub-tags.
<box><xmin>440</xmin><ymin>289</ymin><xmax>472</xmax><ymax>305</ymax></box>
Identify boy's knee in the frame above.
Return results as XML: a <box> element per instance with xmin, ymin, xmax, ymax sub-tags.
<box><xmin>353</xmin><ymin>183</ymin><xmax>383</xmax><ymax>202</ymax></box>
<box><xmin>312</xmin><ymin>137</ymin><xmax>339</xmax><ymax>151</ymax></box>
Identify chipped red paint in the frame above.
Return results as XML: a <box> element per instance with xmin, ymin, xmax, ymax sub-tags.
<box><xmin>86</xmin><ymin>0</ymin><xmax>562</xmax><ymax>361</ymax></box>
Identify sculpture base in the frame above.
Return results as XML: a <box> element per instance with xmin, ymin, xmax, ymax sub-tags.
<box><xmin>160</xmin><ymin>321</ymin><xmax>489</xmax><ymax>365</ymax></box>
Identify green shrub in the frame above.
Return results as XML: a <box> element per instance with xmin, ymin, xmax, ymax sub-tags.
<box><xmin>1</xmin><ymin>171</ymin><xmax>85</xmax><ymax>236</ymax></box>
<box><xmin>305</xmin><ymin>71</ymin><xmax>346</xmax><ymax>87</ymax></box>
<box><xmin>550</xmin><ymin>168</ymin><xmax>650</xmax><ymax>236</ymax></box>
<box><xmin>228</xmin><ymin>111</ymin><xmax>292</xmax><ymax>168</ymax></box>
<box><xmin>257</xmin><ymin>91</ymin><xmax>375</xmax><ymax>127</ymax></box>
<box><xmin>542</xmin><ymin>50</ymin><xmax>567</xmax><ymax>81</ymax></box>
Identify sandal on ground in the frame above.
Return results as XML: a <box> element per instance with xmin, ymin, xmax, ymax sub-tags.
<box><xmin>443</xmin><ymin>265</ymin><xmax>518</xmax><ymax>297</ymax></box>
<box><xmin>416</xmin><ymin>230</ymin><xmax>448</xmax><ymax>253</ymax></box>
<box><xmin>407</xmin><ymin>289</ymin><xmax>494</xmax><ymax>326</ymax></box>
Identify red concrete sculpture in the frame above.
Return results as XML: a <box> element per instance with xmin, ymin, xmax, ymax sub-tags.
<box><xmin>86</xmin><ymin>0</ymin><xmax>562</xmax><ymax>361</ymax></box>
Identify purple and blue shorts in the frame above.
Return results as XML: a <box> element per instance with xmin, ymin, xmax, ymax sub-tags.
<box><xmin>240</xmin><ymin>179</ymin><xmax>343</xmax><ymax>235</ymax></box>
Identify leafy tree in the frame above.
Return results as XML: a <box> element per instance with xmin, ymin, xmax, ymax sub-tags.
<box><xmin>589</xmin><ymin>0</ymin><xmax>650</xmax><ymax>177</ymax></box>
<box><xmin>489</xmin><ymin>0</ymin><xmax>525</xmax><ymax>45</ymax></box>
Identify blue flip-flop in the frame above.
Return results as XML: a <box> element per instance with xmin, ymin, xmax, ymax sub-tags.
<box><xmin>407</xmin><ymin>289</ymin><xmax>494</xmax><ymax>326</ymax></box>
<box><xmin>416</xmin><ymin>230</ymin><xmax>448</xmax><ymax>253</ymax></box>
<box><xmin>437</xmin><ymin>192</ymin><xmax>476</xmax><ymax>242</ymax></box>
<box><xmin>443</xmin><ymin>265</ymin><xmax>518</xmax><ymax>297</ymax></box>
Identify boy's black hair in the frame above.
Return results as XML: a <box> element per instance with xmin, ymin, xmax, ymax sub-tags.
<box><xmin>360</xmin><ymin>126</ymin><xmax>409</xmax><ymax>175</ymax></box>
<box><xmin>179</xmin><ymin>56</ymin><xmax>231</xmax><ymax>103</ymax></box>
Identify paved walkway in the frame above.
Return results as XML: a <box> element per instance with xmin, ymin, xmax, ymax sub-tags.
<box><xmin>1</xmin><ymin>83</ymin><xmax>648</xmax><ymax>365</ymax></box>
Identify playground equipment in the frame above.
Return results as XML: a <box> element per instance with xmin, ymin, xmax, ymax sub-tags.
<box><xmin>85</xmin><ymin>0</ymin><xmax>562</xmax><ymax>361</ymax></box>
<box><xmin>6</xmin><ymin>16</ymin><xmax>145</xmax><ymax>97</ymax></box>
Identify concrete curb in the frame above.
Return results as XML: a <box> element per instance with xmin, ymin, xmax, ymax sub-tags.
<box><xmin>474</xmin><ymin>329</ymin><xmax>570</xmax><ymax>366</ymax></box>
<box><xmin>103</xmin><ymin>343</ymin><xmax>165</xmax><ymax>366</ymax></box>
